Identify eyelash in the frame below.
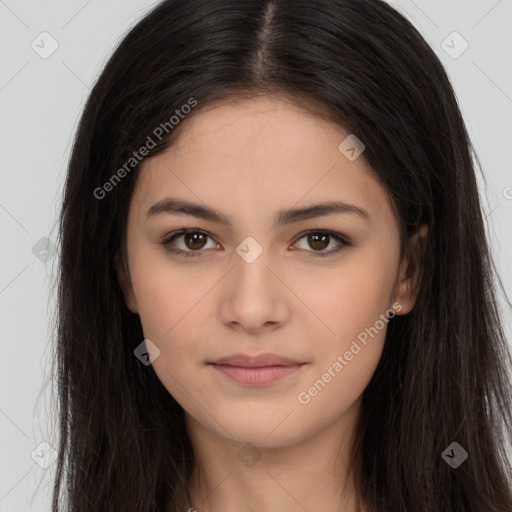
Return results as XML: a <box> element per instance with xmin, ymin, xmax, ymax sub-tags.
<box><xmin>159</xmin><ymin>228</ymin><xmax>351</xmax><ymax>258</ymax></box>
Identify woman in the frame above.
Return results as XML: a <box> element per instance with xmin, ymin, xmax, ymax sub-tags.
<box><xmin>52</xmin><ymin>0</ymin><xmax>512</xmax><ymax>510</ymax></box>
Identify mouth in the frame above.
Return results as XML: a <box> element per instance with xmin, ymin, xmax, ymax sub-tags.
<box><xmin>208</xmin><ymin>353</ymin><xmax>307</xmax><ymax>386</ymax></box>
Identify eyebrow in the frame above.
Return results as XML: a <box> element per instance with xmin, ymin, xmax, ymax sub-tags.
<box><xmin>145</xmin><ymin>197</ymin><xmax>372</xmax><ymax>228</ymax></box>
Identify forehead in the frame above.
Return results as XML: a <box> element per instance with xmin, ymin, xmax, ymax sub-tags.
<box><xmin>131</xmin><ymin>96</ymin><xmax>394</xmax><ymax>227</ymax></box>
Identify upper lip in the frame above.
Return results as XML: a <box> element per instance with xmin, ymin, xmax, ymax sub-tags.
<box><xmin>209</xmin><ymin>353</ymin><xmax>304</xmax><ymax>367</ymax></box>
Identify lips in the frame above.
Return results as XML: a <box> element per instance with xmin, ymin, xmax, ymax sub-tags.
<box><xmin>208</xmin><ymin>353</ymin><xmax>307</xmax><ymax>386</ymax></box>
<box><xmin>210</xmin><ymin>352</ymin><xmax>304</xmax><ymax>367</ymax></box>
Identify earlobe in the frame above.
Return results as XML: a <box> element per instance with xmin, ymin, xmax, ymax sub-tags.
<box><xmin>114</xmin><ymin>251</ymin><xmax>139</xmax><ymax>314</ymax></box>
<box><xmin>392</xmin><ymin>224</ymin><xmax>428</xmax><ymax>315</ymax></box>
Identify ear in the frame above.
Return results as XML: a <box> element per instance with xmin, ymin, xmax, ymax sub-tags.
<box><xmin>114</xmin><ymin>250</ymin><xmax>139</xmax><ymax>314</ymax></box>
<box><xmin>392</xmin><ymin>224</ymin><xmax>428</xmax><ymax>315</ymax></box>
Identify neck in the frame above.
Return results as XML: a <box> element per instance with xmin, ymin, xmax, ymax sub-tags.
<box><xmin>184</xmin><ymin>399</ymin><xmax>363</xmax><ymax>512</ymax></box>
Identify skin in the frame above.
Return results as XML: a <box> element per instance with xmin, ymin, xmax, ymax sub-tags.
<box><xmin>118</xmin><ymin>95</ymin><xmax>427</xmax><ymax>512</ymax></box>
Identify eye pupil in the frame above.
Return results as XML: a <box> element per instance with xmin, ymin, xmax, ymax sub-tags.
<box><xmin>185</xmin><ymin>232</ymin><xmax>207</xmax><ymax>250</ymax></box>
<box><xmin>308</xmin><ymin>233</ymin><xmax>329</xmax><ymax>250</ymax></box>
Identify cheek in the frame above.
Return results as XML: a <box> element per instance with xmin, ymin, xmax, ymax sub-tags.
<box><xmin>129</xmin><ymin>245</ymin><xmax>213</xmax><ymax>338</ymax></box>
<box><xmin>132</xmin><ymin>272</ymin><xmax>211</xmax><ymax>406</ymax></box>
<box><xmin>130</xmin><ymin>258</ymin><xmax>220</xmax><ymax>393</ymax></box>
<box><xmin>293</xmin><ymin>253</ymin><xmax>395</xmax><ymax>397</ymax></box>
<box><xmin>296</xmin><ymin>291</ymin><xmax>390</xmax><ymax>426</ymax></box>
<box><xmin>135</xmin><ymin>285</ymin><xmax>211</xmax><ymax>366</ymax></box>
<box><xmin>295</xmin><ymin>252</ymin><xmax>396</xmax><ymax>344</ymax></box>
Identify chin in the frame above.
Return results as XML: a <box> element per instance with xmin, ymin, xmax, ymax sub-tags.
<box><xmin>211</xmin><ymin>414</ymin><xmax>311</xmax><ymax>449</ymax></box>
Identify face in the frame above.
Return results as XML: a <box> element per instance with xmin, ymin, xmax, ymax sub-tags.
<box><xmin>119</xmin><ymin>95</ymin><xmax>424</xmax><ymax>448</ymax></box>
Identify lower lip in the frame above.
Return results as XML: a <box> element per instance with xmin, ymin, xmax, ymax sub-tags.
<box><xmin>209</xmin><ymin>364</ymin><xmax>305</xmax><ymax>386</ymax></box>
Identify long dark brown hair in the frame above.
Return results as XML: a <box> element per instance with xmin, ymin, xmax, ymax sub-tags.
<box><xmin>50</xmin><ymin>0</ymin><xmax>512</xmax><ymax>510</ymax></box>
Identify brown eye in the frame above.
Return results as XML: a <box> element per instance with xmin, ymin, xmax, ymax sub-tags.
<box><xmin>184</xmin><ymin>232</ymin><xmax>208</xmax><ymax>250</ymax></box>
<box><xmin>292</xmin><ymin>230</ymin><xmax>350</xmax><ymax>257</ymax></box>
<box><xmin>161</xmin><ymin>229</ymin><xmax>221</xmax><ymax>258</ymax></box>
<box><xmin>307</xmin><ymin>233</ymin><xmax>329</xmax><ymax>251</ymax></box>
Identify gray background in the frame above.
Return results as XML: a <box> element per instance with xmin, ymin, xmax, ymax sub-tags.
<box><xmin>0</xmin><ymin>0</ymin><xmax>511</xmax><ymax>510</ymax></box>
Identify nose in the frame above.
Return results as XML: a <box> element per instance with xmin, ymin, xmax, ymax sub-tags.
<box><xmin>218</xmin><ymin>252</ymin><xmax>291</xmax><ymax>334</ymax></box>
